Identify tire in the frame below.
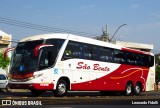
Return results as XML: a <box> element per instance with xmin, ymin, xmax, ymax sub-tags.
<box><xmin>125</xmin><ymin>83</ymin><xmax>133</xmax><ymax>96</ymax></box>
<box><xmin>5</xmin><ymin>85</ymin><xmax>12</xmax><ymax>92</ymax></box>
<box><xmin>134</xmin><ymin>83</ymin><xmax>141</xmax><ymax>95</ymax></box>
<box><xmin>54</xmin><ymin>80</ymin><xmax>67</xmax><ymax>97</ymax></box>
<box><xmin>30</xmin><ymin>89</ymin><xmax>44</xmax><ymax>96</ymax></box>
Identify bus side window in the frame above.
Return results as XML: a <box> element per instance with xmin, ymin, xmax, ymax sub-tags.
<box><xmin>83</xmin><ymin>44</ymin><xmax>97</xmax><ymax>60</ymax></box>
<box><xmin>136</xmin><ymin>55</ymin><xmax>142</xmax><ymax>65</ymax></box>
<box><xmin>91</xmin><ymin>46</ymin><xmax>98</xmax><ymax>60</ymax></box>
<box><xmin>148</xmin><ymin>55</ymin><xmax>154</xmax><ymax>67</ymax></box>
<box><xmin>83</xmin><ymin>45</ymin><xmax>91</xmax><ymax>60</ymax></box>
<box><xmin>141</xmin><ymin>55</ymin><xmax>154</xmax><ymax>67</ymax></box>
<box><xmin>62</xmin><ymin>41</ymin><xmax>81</xmax><ymax>60</ymax></box>
<box><xmin>114</xmin><ymin>50</ymin><xmax>125</xmax><ymax>63</ymax></box>
<box><xmin>140</xmin><ymin>55</ymin><xmax>146</xmax><ymax>66</ymax></box>
<box><xmin>126</xmin><ymin>53</ymin><xmax>137</xmax><ymax>65</ymax></box>
<box><xmin>99</xmin><ymin>48</ymin><xmax>113</xmax><ymax>62</ymax></box>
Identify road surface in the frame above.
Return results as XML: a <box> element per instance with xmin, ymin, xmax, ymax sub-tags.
<box><xmin>0</xmin><ymin>90</ymin><xmax>160</xmax><ymax>107</ymax></box>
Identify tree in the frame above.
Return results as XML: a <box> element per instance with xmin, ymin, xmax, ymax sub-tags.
<box><xmin>156</xmin><ymin>66</ymin><xmax>160</xmax><ymax>80</ymax></box>
<box><xmin>0</xmin><ymin>52</ymin><xmax>10</xmax><ymax>70</ymax></box>
<box><xmin>155</xmin><ymin>54</ymin><xmax>160</xmax><ymax>80</ymax></box>
<box><xmin>155</xmin><ymin>55</ymin><xmax>160</xmax><ymax>65</ymax></box>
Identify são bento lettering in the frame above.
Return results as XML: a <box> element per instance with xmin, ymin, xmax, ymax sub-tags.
<box><xmin>76</xmin><ymin>62</ymin><xmax>110</xmax><ymax>72</ymax></box>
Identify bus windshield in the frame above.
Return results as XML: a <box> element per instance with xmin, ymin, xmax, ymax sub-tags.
<box><xmin>10</xmin><ymin>40</ymin><xmax>43</xmax><ymax>74</ymax></box>
<box><xmin>10</xmin><ymin>39</ymin><xmax>65</xmax><ymax>74</ymax></box>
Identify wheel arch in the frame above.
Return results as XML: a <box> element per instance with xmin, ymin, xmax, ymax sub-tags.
<box><xmin>57</xmin><ymin>76</ymin><xmax>70</xmax><ymax>90</ymax></box>
<box><xmin>125</xmin><ymin>80</ymin><xmax>134</xmax><ymax>88</ymax></box>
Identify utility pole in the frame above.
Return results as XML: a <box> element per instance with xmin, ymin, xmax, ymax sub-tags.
<box><xmin>98</xmin><ymin>24</ymin><xmax>127</xmax><ymax>42</ymax></box>
<box><xmin>101</xmin><ymin>25</ymin><xmax>110</xmax><ymax>42</ymax></box>
<box><xmin>110</xmin><ymin>24</ymin><xmax>127</xmax><ymax>42</ymax></box>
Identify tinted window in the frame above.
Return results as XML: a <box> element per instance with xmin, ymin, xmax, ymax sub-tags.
<box><xmin>45</xmin><ymin>39</ymin><xmax>65</xmax><ymax>53</ymax></box>
<box><xmin>126</xmin><ymin>53</ymin><xmax>137</xmax><ymax>65</ymax></box>
<box><xmin>10</xmin><ymin>40</ymin><xmax>43</xmax><ymax>74</ymax></box>
<box><xmin>99</xmin><ymin>47</ymin><xmax>113</xmax><ymax>62</ymax></box>
<box><xmin>83</xmin><ymin>44</ymin><xmax>98</xmax><ymax>60</ymax></box>
<box><xmin>148</xmin><ymin>55</ymin><xmax>154</xmax><ymax>67</ymax></box>
<box><xmin>62</xmin><ymin>41</ymin><xmax>82</xmax><ymax>60</ymax></box>
<box><xmin>126</xmin><ymin>53</ymin><xmax>154</xmax><ymax>67</ymax></box>
<box><xmin>141</xmin><ymin>55</ymin><xmax>154</xmax><ymax>67</ymax></box>
<box><xmin>39</xmin><ymin>51</ymin><xmax>53</xmax><ymax>70</ymax></box>
<box><xmin>114</xmin><ymin>50</ymin><xmax>126</xmax><ymax>63</ymax></box>
<box><xmin>39</xmin><ymin>39</ymin><xmax>65</xmax><ymax>70</ymax></box>
<box><xmin>61</xmin><ymin>40</ymin><xmax>154</xmax><ymax>67</ymax></box>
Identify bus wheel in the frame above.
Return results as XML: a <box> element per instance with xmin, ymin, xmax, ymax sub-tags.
<box><xmin>134</xmin><ymin>83</ymin><xmax>141</xmax><ymax>95</ymax></box>
<box><xmin>54</xmin><ymin>80</ymin><xmax>67</xmax><ymax>97</ymax></box>
<box><xmin>30</xmin><ymin>90</ymin><xmax>44</xmax><ymax>96</ymax></box>
<box><xmin>125</xmin><ymin>82</ymin><xmax>133</xmax><ymax>96</ymax></box>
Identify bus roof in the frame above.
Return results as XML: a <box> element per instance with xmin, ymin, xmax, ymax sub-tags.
<box><xmin>20</xmin><ymin>33</ymin><xmax>153</xmax><ymax>55</ymax></box>
<box><xmin>20</xmin><ymin>33</ymin><xmax>69</xmax><ymax>42</ymax></box>
<box><xmin>20</xmin><ymin>33</ymin><xmax>121</xmax><ymax>49</ymax></box>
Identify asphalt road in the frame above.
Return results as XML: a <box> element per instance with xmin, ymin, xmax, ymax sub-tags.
<box><xmin>0</xmin><ymin>90</ymin><xmax>160</xmax><ymax>107</ymax></box>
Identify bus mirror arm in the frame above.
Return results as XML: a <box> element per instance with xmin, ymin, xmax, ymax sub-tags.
<box><xmin>34</xmin><ymin>44</ymin><xmax>54</xmax><ymax>57</ymax></box>
<box><xmin>4</xmin><ymin>47</ymin><xmax>15</xmax><ymax>60</ymax></box>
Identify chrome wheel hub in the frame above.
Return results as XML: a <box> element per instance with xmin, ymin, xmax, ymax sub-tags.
<box><xmin>58</xmin><ymin>83</ymin><xmax>66</xmax><ymax>94</ymax></box>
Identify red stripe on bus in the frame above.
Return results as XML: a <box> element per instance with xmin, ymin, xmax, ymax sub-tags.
<box><xmin>122</xmin><ymin>48</ymin><xmax>144</xmax><ymax>54</ymax></box>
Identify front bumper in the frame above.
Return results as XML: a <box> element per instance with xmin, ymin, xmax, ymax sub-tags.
<box><xmin>8</xmin><ymin>83</ymin><xmax>54</xmax><ymax>90</ymax></box>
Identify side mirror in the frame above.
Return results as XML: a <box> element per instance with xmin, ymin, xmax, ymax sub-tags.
<box><xmin>4</xmin><ymin>47</ymin><xmax>15</xmax><ymax>60</ymax></box>
<box><xmin>34</xmin><ymin>44</ymin><xmax>54</xmax><ymax>57</ymax></box>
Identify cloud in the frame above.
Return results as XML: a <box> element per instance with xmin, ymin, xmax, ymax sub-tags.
<box><xmin>131</xmin><ymin>4</ymin><xmax>140</xmax><ymax>9</ymax></box>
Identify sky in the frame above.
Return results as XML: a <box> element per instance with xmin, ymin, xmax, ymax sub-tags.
<box><xmin>0</xmin><ymin>0</ymin><xmax>160</xmax><ymax>53</ymax></box>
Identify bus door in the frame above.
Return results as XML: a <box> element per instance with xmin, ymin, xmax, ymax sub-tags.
<box><xmin>37</xmin><ymin>45</ymin><xmax>55</xmax><ymax>88</ymax></box>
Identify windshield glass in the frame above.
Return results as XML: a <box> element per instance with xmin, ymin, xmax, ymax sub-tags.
<box><xmin>38</xmin><ymin>39</ymin><xmax>65</xmax><ymax>70</ymax></box>
<box><xmin>10</xmin><ymin>40</ymin><xmax>43</xmax><ymax>74</ymax></box>
<box><xmin>10</xmin><ymin>39</ymin><xmax>65</xmax><ymax>74</ymax></box>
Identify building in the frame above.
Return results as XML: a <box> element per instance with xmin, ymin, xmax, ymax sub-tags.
<box><xmin>96</xmin><ymin>35</ymin><xmax>153</xmax><ymax>52</ymax></box>
<box><xmin>0</xmin><ymin>30</ymin><xmax>12</xmax><ymax>75</ymax></box>
<box><xmin>112</xmin><ymin>41</ymin><xmax>153</xmax><ymax>52</ymax></box>
<box><xmin>0</xmin><ymin>30</ymin><xmax>12</xmax><ymax>52</ymax></box>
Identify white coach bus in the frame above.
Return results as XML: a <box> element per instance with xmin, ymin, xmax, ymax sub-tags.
<box><xmin>4</xmin><ymin>33</ymin><xmax>155</xmax><ymax>97</ymax></box>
